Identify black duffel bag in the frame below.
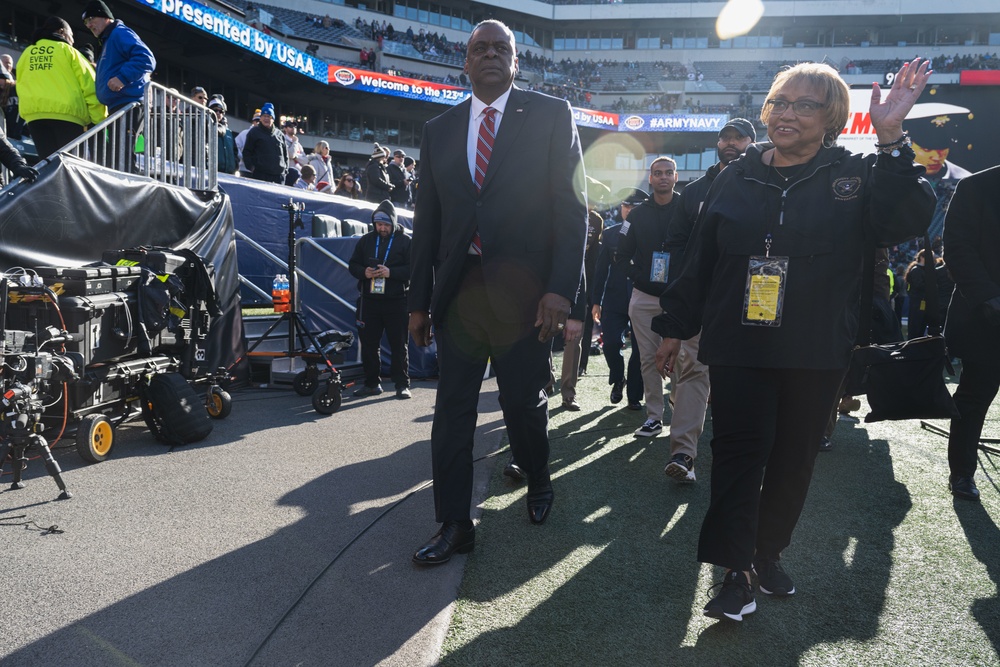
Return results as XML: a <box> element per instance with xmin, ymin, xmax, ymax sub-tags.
<box><xmin>847</xmin><ymin>234</ymin><xmax>958</xmax><ymax>423</ymax></box>
<box><xmin>851</xmin><ymin>335</ymin><xmax>958</xmax><ymax>423</ymax></box>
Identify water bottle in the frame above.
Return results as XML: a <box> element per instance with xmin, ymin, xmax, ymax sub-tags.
<box><xmin>276</xmin><ymin>274</ymin><xmax>291</xmax><ymax>313</ymax></box>
<box><xmin>272</xmin><ymin>274</ymin><xmax>282</xmax><ymax>311</ymax></box>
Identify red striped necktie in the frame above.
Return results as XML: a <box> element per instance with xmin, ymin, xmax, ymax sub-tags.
<box><xmin>475</xmin><ymin>107</ymin><xmax>497</xmax><ymax>191</ymax></box>
<box><xmin>470</xmin><ymin>107</ymin><xmax>497</xmax><ymax>256</ymax></box>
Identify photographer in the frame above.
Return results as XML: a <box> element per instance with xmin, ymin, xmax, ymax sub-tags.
<box><xmin>348</xmin><ymin>200</ymin><xmax>412</xmax><ymax>399</ymax></box>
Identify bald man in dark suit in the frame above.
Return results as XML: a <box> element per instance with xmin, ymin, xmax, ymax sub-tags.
<box><xmin>409</xmin><ymin>19</ymin><xmax>588</xmax><ymax>564</ymax></box>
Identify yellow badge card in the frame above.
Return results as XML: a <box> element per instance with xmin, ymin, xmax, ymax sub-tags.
<box><xmin>742</xmin><ymin>255</ymin><xmax>788</xmax><ymax>327</ymax></box>
<box><xmin>746</xmin><ymin>274</ymin><xmax>781</xmax><ymax>321</ymax></box>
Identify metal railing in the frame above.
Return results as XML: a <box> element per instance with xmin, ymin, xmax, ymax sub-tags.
<box><xmin>234</xmin><ymin>230</ymin><xmax>356</xmax><ymax>310</ymax></box>
<box><xmin>39</xmin><ymin>82</ymin><xmax>218</xmax><ymax>191</ymax></box>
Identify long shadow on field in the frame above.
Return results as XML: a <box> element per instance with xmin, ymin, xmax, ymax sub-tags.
<box><xmin>440</xmin><ymin>404</ymin><xmax>707</xmax><ymax>665</ymax></box>
<box><xmin>1</xmin><ymin>434</ymin><xmax>465</xmax><ymax>666</ymax></box>
<box><xmin>955</xmin><ymin>449</ymin><xmax>1000</xmax><ymax>659</ymax></box>
<box><xmin>441</xmin><ymin>412</ymin><xmax>911</xmax><ymax>666</ymax></box>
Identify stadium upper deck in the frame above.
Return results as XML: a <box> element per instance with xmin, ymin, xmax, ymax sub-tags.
<box><xmin>1</xmin><ymin>0</ymin><xmax>997</xmax><ymax>186</ymax></box>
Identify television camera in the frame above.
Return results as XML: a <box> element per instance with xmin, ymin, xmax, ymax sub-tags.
<box><xmin>0</xmin><ymin>282</ymin><xmax>77</xmax><ymax>499</ymax></box>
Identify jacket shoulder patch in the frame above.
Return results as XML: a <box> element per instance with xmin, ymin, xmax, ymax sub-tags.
<box><xmin>833</xmin><ymin>177</ymin><xmax>862</xmax><ymax>200</ymax></box>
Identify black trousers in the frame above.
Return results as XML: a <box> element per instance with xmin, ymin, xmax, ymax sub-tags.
<box><xmin>27</xmin><ymin>119</ymin><xmax>85</xmax><ymax>161</ymax></box>
<box><xmin>250</xmin><ymin>171</ymin><xmax>285</xmax><ymax>185</ymax></box>
<box><xmin>600</xmin><ymin>307</ymin><xmax>643</xmax><ymax>404</ymax></box>
<box><xmin>698</xmin><ymin>365</ymin><xmax>844</xmax><ymax>571</ymax></box>
<box><xmin>431</xmin><ymin>259</ymin><xmax>551</xmax><ymax>522</ymax></box>
<box><xmin>357</xmin><ymin>296</ymin><xmax>409</xmax><ymax>389</ymax></box>
<box><xmin>948</xmin><ymin>360</ymin><xmax>1000</xmax><ymax>478</ymax></box>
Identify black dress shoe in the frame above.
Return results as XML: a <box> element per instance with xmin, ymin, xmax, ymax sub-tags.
<box><xmin>610</xmin><ymin>380</ymin><xmax>624</xmax><ymax>404</ymax></box>
<box><xmin>950</xmin><ymin>475</ymin><xmax>981</xmax><ymax>502</ymax></box>
<box><xmin>412</xmin><ymin>521</ymin><xmax>475</xmax><ymax>565</ymax></box>
<box><xmin>527</xmin><ymin>475</ymin><xmax>554</xmax><ymax>525</ymax></box>
<box><xmin>503</xmin><ymin>458</ymin><xmax>527</xmax><ymax>483</ymax></box>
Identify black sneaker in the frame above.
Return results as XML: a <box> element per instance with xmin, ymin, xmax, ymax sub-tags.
<box><xmin>354</xmin><ymin>384</ymin><xmax>383</xmax><ymax>397</ymax></box>
<box><xmin>704</xmin><ymin>570</ymin><xmax>756</xmax><ymax>621</ymax></box>
<box><xmin>610</xmin><ymin>380</ymin><xmax>625</xmax><ymax>404</ymax></box>
<box><xmin>634</xmin><ymin>419</ymin><xmax>662</xmax><ymax>437</ymax></box>
<box><xmin>753</xmin><ymin>557</ymin><xmax>796</xmax><ymax>596</ymax></box>
<box><xmin>818</xmin><ymin>437</ymin><xmax>832</xmax><ymax>452</ymax></box>
<box><xmin>665</xmin><ymin>453</ymin><xmax>696</xmax><ymax>483</ymax></box>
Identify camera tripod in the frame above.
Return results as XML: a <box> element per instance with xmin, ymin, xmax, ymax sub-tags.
<box><xmin>0</xmin><ymin>425</ymin><xmax>72</xmax><ymax>500</ymax></box>
<box><xmin>920</xmin><ymin>420</ymin><xmax>1000</xmax><ymax>455</ymax></box>
<box><xmin>236</xmin><ymin>199</ymin><xmax>343</xmax><ymax>415</ymax></box>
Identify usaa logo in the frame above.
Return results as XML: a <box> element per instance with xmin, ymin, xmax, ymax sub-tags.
<box><xmin>333</xmin><ymin>68</ymin><xmax>357</xmax><ymax>86</ymax></box>
<box><xmin>624</xmin><ymin>115</ymin><xmax>645</xmax><ymax>130</ymax></box>
<box><xmin>832</xmin><ymin>176</ymin><xmax>862</xmax><ymax>200</ymax></box>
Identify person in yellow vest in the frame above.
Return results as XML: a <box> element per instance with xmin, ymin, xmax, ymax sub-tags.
<box><xmin>16</xmin><ymin>16</ymin><xmax>106</xmax><ymax>160</ymax></box>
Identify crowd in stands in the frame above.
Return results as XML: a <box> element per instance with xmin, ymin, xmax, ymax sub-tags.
<box><xmin>304</xmin><ymin>14</ymin><xmax>348</xmax><ymax>31</ymax></box>
<box><xmin>608</xmin><ymin>93</ymin><xmax>678</xmax><ymax>113</ymax></box>
<box><xmin>355</xmin><ymin>17</ymin><xmax>466</xmax><ymax>62</ymax></box>
<box><xmin>933</xmin><ymin>52</ymin><xmax>1000</xmax><ymax>71</ymax></box>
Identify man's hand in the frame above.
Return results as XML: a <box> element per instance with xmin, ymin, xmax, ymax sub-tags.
<box><xmin>535</xmin><ymin>293</ymin><xmax>571</xmax><ymax>342</ymax></box>
<box><xmin>409</xmin><ymin>311</ymin><xmax>433</xmax><ymax>347</ymax></box>
<box><xmin>108</xmin><ymin>76</ymin><xmax>126</xmax><ymax>93</ymax></box>
<box><xmin>654</xmin><ymin>338</ymin><xmax>682</xmax><ymax>379</ymax></box>
<box><xmin>591</xmin><ymin>304</ymin><xmax>601</xmax><ymax>324</ymax></box>
<box><xmin>563</xmin><ymin>318</ymin><xmax>583</xmax><ymax>343</ymax></box>
<box><xmin>377</xmin><ymin>265</ymin><xmax>390</xmax><ymax>278</ymax></box>
<box><xmin>14</xmin><ymin>166</ymin><xmax>38</xmax><ymax>183</ymax></box>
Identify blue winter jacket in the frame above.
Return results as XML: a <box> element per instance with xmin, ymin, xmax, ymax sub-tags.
<box><xmin>95</xmin><ymin>20</ymin><xmax>156</xmax><ymax>111</ymax></box>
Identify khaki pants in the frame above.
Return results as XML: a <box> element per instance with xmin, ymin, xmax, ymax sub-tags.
<box><xmin>628</xmin><ymin>290</ymin><xmax>666</xmax><ymax>421</ymax></box>
<box><xmin>561</xmin><ymin>336</ymin><xmax>582</xmax><ymax>402</ymax></box>
<box><xmin>668</xmin><ymin>331</ymin><xmax>710</xmax><ymax>459</ymax></box>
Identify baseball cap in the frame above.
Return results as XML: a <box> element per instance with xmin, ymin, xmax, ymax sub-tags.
<box><xmin>720</xmin><ymin>118</ymin><xmax>756</xmax><ymax>141</ymax></box>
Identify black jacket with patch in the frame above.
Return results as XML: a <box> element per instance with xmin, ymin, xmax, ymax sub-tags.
<box><xmin>653</xmin><ymin>142</ymin><xmax>935</xmax><ymax>370</ymax></box>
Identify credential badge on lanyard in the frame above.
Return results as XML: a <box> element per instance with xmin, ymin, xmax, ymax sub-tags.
<box><xmin>743</xmin><ymin>233</ymin><xmax>788</xmax><ymax>327</ymax></box>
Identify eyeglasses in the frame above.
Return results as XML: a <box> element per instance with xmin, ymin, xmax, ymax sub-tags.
<box><xmin>765</xmin><ymin>99</ymin><xmax>826</xmax><ymax>117</ymax></box>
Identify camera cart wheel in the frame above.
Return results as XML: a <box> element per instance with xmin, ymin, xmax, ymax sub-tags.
<box><xmin>293</xmin><ymin>368</ymin><xmax>318</xmax><ymax>397</ymax></box>
<box><xmin>76</xmin><ymin>414</ymin><xmax>114</xmax><ymax>463</ymax></box>
<box><xmin>206</xmin><ymin>386</ymin><xmax>232</xmax><ymax>420</ymax></box>
<box><xmin>311</xmin><ymin>381</ymin><xmax>342</xmax><ymax>415</ymax></box>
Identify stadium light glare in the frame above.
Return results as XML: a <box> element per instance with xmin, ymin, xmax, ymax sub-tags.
<box><xmin>716</xmin><ymin>0</ymin><xmax>765</xmax><ymax>41</ymax></box>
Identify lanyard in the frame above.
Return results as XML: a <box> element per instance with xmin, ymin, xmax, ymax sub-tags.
<box><xmin>375</xmin><ymin>234</ymin><xmax>394</xmax><ymax>264</ymax></box>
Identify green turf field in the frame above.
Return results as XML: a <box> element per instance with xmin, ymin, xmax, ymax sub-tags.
<box><xmin>441</xmin><ymin>351</ymin><xmax>1000</xmax><ymax>667</ymax></box>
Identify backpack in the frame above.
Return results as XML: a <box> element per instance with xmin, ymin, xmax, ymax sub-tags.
<box><xmin>141</xmin><ymin>373</ymin><xmax>213</xmax><ymax>446</ymax></box>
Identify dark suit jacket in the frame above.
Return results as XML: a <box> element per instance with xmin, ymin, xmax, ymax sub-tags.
<box><xmin>408</xmin><ymin>87</ymin><xmax>588</xmax><ymax>326</ymax></box>
<box><xmin>943</xmin><ymin>165</ymin><xmax>1000</xmax><ymax>363</ymax></box>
